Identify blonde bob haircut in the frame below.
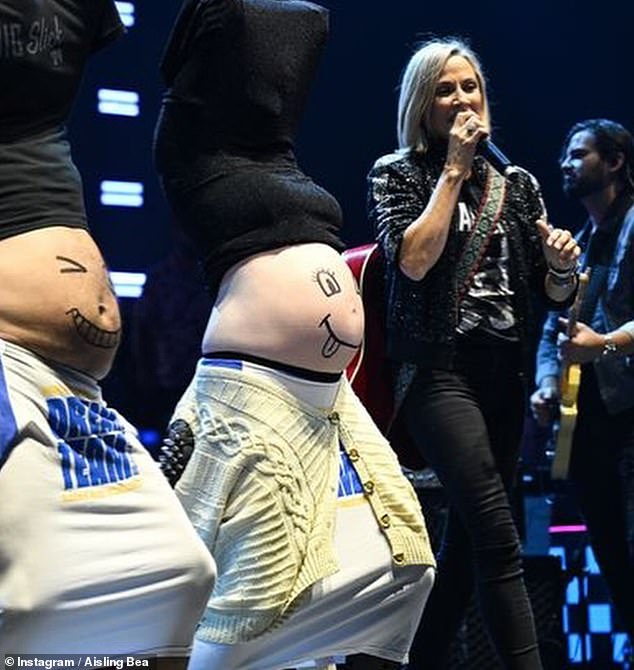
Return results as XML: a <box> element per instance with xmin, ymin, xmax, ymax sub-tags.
<box><xmin>397</xmin><ymin>37</ymin><xmax>491</xmax><ymax>153</ymax></box>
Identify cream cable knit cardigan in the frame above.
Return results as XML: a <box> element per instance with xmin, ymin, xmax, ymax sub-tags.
<box><xmin>175</xmin><ymin>364</ymin><xmax>435</xmax><ymax>644</ymax></box>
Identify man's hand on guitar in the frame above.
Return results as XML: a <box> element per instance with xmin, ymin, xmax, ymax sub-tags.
<box><xmin>530</xmin><ymin>376</ymin><xmax>560</xmax><ymax>427</ymax></box>
<box><xmin>558</xmin><ymin>317</ymin><xmax>605</xmax><ymax>363</ymax></box>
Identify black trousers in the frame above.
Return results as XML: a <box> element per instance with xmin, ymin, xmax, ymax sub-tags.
<box><xmin>402</xmin><ymin>336</ymin><xmax>542</xmax><ymax>670</ymax></box>
<box><xmin>570</xmin><ymin>365</ymin><xmax>634</xmax><ymax>641</ymax></box>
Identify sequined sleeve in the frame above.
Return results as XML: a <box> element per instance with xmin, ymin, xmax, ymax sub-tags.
<box><xmin>504</xmin><ymin>166</ymin><xmax>551</xmax><ymax>297</ymax></box>
<box><xmin>367</xmin><ymin>153</ymin><xmax>430</xmax><ymax>267</ymax></box>
<box><xmin>521</xmin><ymin>168</ymin><xmax>550</xmax><ymax>281</ymax></box>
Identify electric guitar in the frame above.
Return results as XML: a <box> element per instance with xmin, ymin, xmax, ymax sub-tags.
<box><xmin>342</xmin><ymin>243</ymin><xmax>423</xmax><ymax>469</ymax></box>
<box><xmin>550</xmin><ymin>270</ymin><xmax>590</xmax><ymax>480</ymax></box>
<box><xmin>343</xmin><ymin>244</ymin><xmax>393</xmax><ymax>431</ymax></box>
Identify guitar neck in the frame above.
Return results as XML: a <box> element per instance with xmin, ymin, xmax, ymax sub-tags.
<box><xmin>568</xmin><ymin>269</ymin><xmax>591</xmax><ymax>335</ymax></box>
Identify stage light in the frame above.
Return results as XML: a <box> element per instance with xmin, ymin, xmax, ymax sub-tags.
<box><xmin>115</xmin><ymin>2</ymin><xmax>135</xmax><ymax>28</ymax></box>
<box><xmin>109</xmin><ymin>271</ymin><xmax>147</xmax><ymax>298</ymax></box>
<box><xmin>98</xmin><ymin>88</ymin><xmax>140</xmax><ymax>117</ymax></box>
<box><xmin>100</xmin><ymin>180</ymin><xmax>144</xmax><ymax>208</ymax></box>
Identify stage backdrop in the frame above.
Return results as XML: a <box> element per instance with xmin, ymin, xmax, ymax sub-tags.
<box><xmin>71</xmin><ymin>0</ymin><xmax>634</xmax><ymax>278</ymax></box>
<box><xmin>70</xmin><ymin>0</ymin><xmax>633</xmax><ymax>278</ymax></box>
<box><xmin>69</xmin><ymin>6</ymin><xmax>634</xmax><ymax>665</ymax></box>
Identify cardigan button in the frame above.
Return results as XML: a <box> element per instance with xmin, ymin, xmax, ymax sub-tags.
<box><xmin>348</xmin><ymin>448</ymin><xmax>360</xmax><ymax>461</ymax></box>
<box><xmin>393</xmin><ymin>553</ymin><xmax>405</xmax><ymax>565</ymax></box>
<box><xmin>328</xmin><ymin>412</ymin><xmax>340</xmax><ymax>425</ymax></box>
<box><xmin>380</xmin><ymin>514</ymin><xmax>391</xmax><ymax>528</ymax></box>
<box><xmin>363</xmin><ymin>480</ymin><xmax>375</xmax><ymax>494</ymax></box>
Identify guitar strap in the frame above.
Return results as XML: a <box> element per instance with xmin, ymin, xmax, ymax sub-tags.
<box><xmin>455</xmin><ymin>165</ymin><xmax>507</xmax><ymax>303</ymax></box>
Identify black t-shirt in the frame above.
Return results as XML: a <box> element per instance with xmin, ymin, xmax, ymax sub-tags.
<box><xmin>0</xmin><ymin>0</ymin><xmax>124</xmax><ymax>239</ymax></box>
<box><xmin>159</xmin><ymin>0</ymin><xmax>327</xmax><ymax>151</ymax></box>
<box><xmin>0</xmin><ymin>0</ymin><xmax>124</xmax><ymax>142</ymax></box>
<box><xmin>455</xmin><ymin>181</ymin><xmax>518</xmax><ymax>341</ymax></box>
<box><xmin>154</xmin><ymin>0</ymin><xmax>344</xmax><ymax>299</ymax></box>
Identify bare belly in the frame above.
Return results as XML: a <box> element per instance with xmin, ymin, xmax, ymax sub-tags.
<box><xmin>203</xmin><ymin>243</ymin><xmax>364</xmax><ymax>374</ymax></box>
<box><xmin>0</xmin><ymin>227</ymin><xmax>122</xmax><ymax>379</ymax></box>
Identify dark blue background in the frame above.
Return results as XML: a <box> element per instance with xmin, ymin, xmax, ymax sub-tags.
<box><xmin>70</xmin><ymin>0</ymin><xmax>632</xmax><ymax>272</ymax></box>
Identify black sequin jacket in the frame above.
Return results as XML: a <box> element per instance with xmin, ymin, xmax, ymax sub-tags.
<box><xmin>367</xmin><ymin>148</ymin><xmax>562</xmax><ymax>381</ymax></box>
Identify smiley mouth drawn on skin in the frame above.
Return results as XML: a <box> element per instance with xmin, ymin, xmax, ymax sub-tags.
<box><xmin>319</xmin><ymin>314</ymin><xmax>362</xmax><ymax>358</ymax></box>
<box><xmin>65</xmin><ymin>308</ymin><xmax>121</xmax><ymax>349</ymax></box>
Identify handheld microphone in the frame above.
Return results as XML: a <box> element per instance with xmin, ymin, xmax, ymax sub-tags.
<box><xmin>477</xmin><ymin>139</ymin><xmax>514</xmax><ymax>176</ymax></box>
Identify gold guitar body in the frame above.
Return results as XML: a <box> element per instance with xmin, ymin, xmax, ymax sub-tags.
<box><xmin>551</xmin><ymin>362</ymin><xmax>581</xmax><ymax>480</ymax></box>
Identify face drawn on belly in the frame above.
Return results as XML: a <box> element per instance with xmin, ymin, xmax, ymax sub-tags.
<box><xmin>56</xmin><ymin>255</ymin><xmax>122</xmax><ymax>350</ymax></box>
<box><xmin>312</xmin><ymin>266</ymin><xmax>362</xmax><ymax>359</ymax></box>
<box><xmin>319</xmin><ymin>313</ymin><xmax>361</xmax><ymax>358</ymax></box>
<box><xmin>64</xmin><ymin>308</ymin><xmax>121</xmax><ymax>349</ymax></box>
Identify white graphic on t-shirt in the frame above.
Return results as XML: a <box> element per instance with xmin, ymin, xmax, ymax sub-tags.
<box><xmin>457</xmin><ymin>202</ymin><xmax>472</xmax><ymax>232</ymax></box>
<box><xmin>0</xmin><ymin>14</ymin><xmax>64</xmax><ymax>66</ymax></box>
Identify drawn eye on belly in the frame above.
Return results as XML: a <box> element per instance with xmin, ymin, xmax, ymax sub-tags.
<box><xmin>56</xmin><ymin>255</ymin><xmax>87</xmax><ymax>273</ymax></box>
<box><xmin>313</xmin><ymin>268</ymin><xmax>342</xmax><ymax>297</ymax></box>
